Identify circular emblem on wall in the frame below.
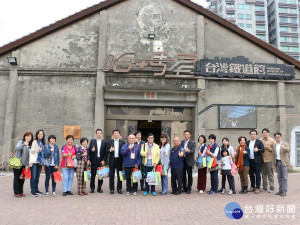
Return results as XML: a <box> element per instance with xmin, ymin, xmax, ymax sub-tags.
<box><xmin>138</xmin><ymin>4</ymin><xmax>166</xmax><ymax>33</ymax></box>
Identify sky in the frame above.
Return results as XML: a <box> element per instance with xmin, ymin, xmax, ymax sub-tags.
<box><xmin>0</xmin><ymin>0</ymin><xmax>209</xmax><ymax>47</ymax></box>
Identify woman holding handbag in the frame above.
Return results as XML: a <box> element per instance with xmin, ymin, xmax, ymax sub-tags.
<box><xmin>159</xmin><ymin>133</ymin><xmax>170</xmax><ymax>195</ymax></box>
<box><xmin>61</xmin><ymin>135</ymin><xmax>77</xmax><ymax>196</ymax></box>
<box><xmin>235</xmin><ymin>136</ymin><xmax>250</xmax><ymax>194</ymax></box>
<box><xmin>13</xmin><ymin>132</ymin><xmax>33</xmax><ymax>198</ymax></box>
<box><xmin>195</xmin><ymin>135</ymin><xmax>207</xmax><ymax>194</ymax></box>
<box><xmin>76</xmin><ymin>137</ymin><xmax>90</xmax><ymax>196</ymax></box>
<box><xmin>30</xmin><ymin>130</ymin><xmax>46</xmax><ymax>197</ymax></box>
<box><xmin>42</xmin><ymin>135</ymin><xmax>59</xmax><ymax>197</ymax></box>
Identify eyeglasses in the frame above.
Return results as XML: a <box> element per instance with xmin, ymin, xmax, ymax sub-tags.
<box><xmin>160</xmin><ymin>138</ymin><xmax>166</xmax><ymax>140</ymax></box>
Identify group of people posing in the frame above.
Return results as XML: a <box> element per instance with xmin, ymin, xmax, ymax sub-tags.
<box><xmin>12</xmin><ymin>128</ymin><xmax>290</xmax><ymax>198</ymax></box>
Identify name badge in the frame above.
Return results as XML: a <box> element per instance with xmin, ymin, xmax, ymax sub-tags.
<box><xmin>131</xmin><ymin>152</ymin><xmax>135</xmax><ymax>159</ymax></box>
<box><xmin>148</xmin><ymin>154</ymin><xmax>152</xmax><ymax>159</ymax></box>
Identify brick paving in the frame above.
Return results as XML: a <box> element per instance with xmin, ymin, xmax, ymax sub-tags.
<box><xmin>0</xmin><ymin>172</ymin><xmax>299</xmax><ymax>225</ymax></box>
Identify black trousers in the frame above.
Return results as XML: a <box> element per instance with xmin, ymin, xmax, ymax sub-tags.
<box><xmin>90</xmin><ymin>158</ymin><xmax>103</xmax><ymax>191</ymax></box>
<box><xmin>13</xmin><ymin>167</ymin><xmax>25</xmax><ymax>195</ymax></box>
<box><xmin>182</xmin><ymin>159</ymin><xmax>193</xmax><ymax>190</ymax></box>
<box><xmin>249</xmin><ymin>159</ymin><xmax>262</xmax><ymax>189</ymax></box>
<box><xmin>210</xmin><ymin>170</ymin><xmax>219</xmax><ymax>193</ymax></box>
<box><xmin>221</xmin><ymin>175</ymin><xmax>234</xmax><ymax>190</ymax></box>
<box><xmin>109</xmin><ymin>158</ymin><xmax>122</xmax><ymax>191</ymax></box>
<box><xmin>140</xmin><ymin>164</ymin><xmax>145</xmax><ymax>189</ymax></box>
<box><xmin>125</xmin><ymin>167</ymin><xmax>137</xmax><ymax>192</ymax></box>
<box><xmin>171</xmin><ymin>168</ymin><xmax>183</xmax><ymax>193</ymax></box>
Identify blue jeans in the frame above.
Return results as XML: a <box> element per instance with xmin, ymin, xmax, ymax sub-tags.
<box><xmin>45</xmin><ymin>166</ymin><xmax>57</xmax><ymax>193</ymax></box>
<box><xmin>30</xmin><ymin>164</ymin><xmax>42</xmax><ymax>194</ymax></box>
<box><xmin>144</xmin><ymin>166</ymin><xmax>155</xmax><ymax>192</ymax></box>
<box><xmin>210</xmin><ymin>170</ymin><xmax>219</xmax><ymax>193</ymax></box>
<box><xmin>161</xmin><ymin>170</ymin><xmax>169</xmax><ymax>194</ymax></box>
<box><xmin>62</xmin><ymin>168</ymin><xmax>74</xmax><ymax>192</ymax></box>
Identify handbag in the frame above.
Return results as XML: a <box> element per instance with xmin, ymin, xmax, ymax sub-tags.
<box><xmin>74</xmin><ymin>158</ymin><xmax>78</xmax><ymax>168</ymax></box>
<box><xmin>196</xmin><ymin>157</ymin><xmax>204</xmax><ymax>169</ymax></box>
<box><xmin>231</xmin><ymin>163</ymin><xmax>238</xmax><ymax>176</ymax></box>
<box><xmin>148</xmin><ymin>172</ymin><xmax>160</xmax><ymax>186</ymax></box>
<box><xmin>9</xmin><ymin>157</ymin><xmax>22</xmax><ymax>169</ymax></box>
<box><xmin>97</xmin><ymin>167</ymin><xmax>109</xmax><ymax>179</ymax></box>
<box><xmin>156</xmin><ymin>165</ymin><xmax>163</xmax><ymax>175</ymax></box>
<box><xmin>22</xmin><ymin>168</ymin><xmax>31</xmax><ymax>179</ymax></box>
<box><xmin>53</xmin><ymin>171</ymin><xmax>62</xmax><ymax>183</ymax></box>
<box><xmin>65</xmin><ymin>157</ymin><xmax>75</xmax><ymax>168</ymax></box>
<box><xmin>162</xmin><ymin>165</ymin><xmax>168</xmax><ymax>176</ymax></box>
<box><xmin>146</xmin><ymin>170</ymin><xmax>156</xmax><ymax>183</ymax></box>
<box><xmin>119</xmin><ymin>169</ymin><xmax>126</xmax><ymax>181</ymax></box>
<box><xmin>84</xmin><ymin>171</ymin><xmax>88</xmax><ymax>182</ymax></box>
<box><xmin>202</xmin><ymin>156</ymin><xmax>207</xmax><ymax>167</ymax></box>
<box><xmin>132</xmin><ymin>169</ymin><xmax>142</xmax><ymax>183</ymax></box>
<box><xmin>211</xmin><ymin>156</ymin><xmax>217</xmax><ymax>168</ymax></box>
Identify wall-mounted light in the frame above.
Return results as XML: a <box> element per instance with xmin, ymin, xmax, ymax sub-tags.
<box><xmin>7</xmin><ymin>56</ymin><xmax>17</xmax><ymax>65</ymax></box>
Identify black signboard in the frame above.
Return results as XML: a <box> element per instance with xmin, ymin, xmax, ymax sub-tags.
<box><xmin>194</xmin><ymin>56</ymin><xmax>295</xmax><ymax>80</ymax></box>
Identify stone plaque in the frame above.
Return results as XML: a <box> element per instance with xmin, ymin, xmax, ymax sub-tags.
<box><xmin>63</xmin><ymin>126</ymin><xmax>81</xmax><ymax>139</ymax></box>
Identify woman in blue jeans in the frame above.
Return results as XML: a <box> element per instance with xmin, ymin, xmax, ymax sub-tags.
<box><xmin>29</xmin><ymin>130</ymin><xmax>46</xmax><ymax>197</ymax></box>
<box><xmin>159</xmin><ymin>133</ymin><xmax>170</xmax><ymax>195</ymax></box>
<box><xmin>42</xmin><ymin>135</ymin><xmax>60</xmax><ymax>197</ymax></box>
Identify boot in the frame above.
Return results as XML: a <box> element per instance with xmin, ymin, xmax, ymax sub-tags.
<box><xmin>239</xmin><ymin>186</ymin><xmax>244</xmax><ymax>194</ymax></box>
<box><xmin>232</xmin><ymin>187</ymin><xmax>236</xmax><ymax>194</ymax></box>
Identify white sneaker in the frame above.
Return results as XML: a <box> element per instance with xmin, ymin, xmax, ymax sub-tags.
<box><xmin>133</xmin><ymin>192</ymin><xmax>137</xmax><ymax>196</ymax></box>
<box><xmin>45</xmin><ymin>192</ymin><xmax>49</xmax><ymax>197</ymax></box>
<box><xmin>126</xmin><ymin>192</ymin><xmax>130</xmax><ymax>196</ymax></box>
<box><xmin>199</xmin><ymin>190</ymin><xmax>203</xmax><ymax>194</ymax></box>
<box><xmin>221</xmin><ymin>189</ymin><xmax>225</xmax><ymax>194</ymax></box>
<box><xmin>228</xmin><ymin>189</ymin><xmax>233</xmax><ymax>195</ymax></box>
<box><xmin>52</xmin><ymin>192</ymin><xmax>56</xmax><ymax>197</ymax></box>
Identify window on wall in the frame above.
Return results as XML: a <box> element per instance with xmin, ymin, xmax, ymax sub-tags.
<box><xmin>226</xmin><ymin>4</ymin><xmax>234</xmax><ymax>8</ymax></box>
<box><xmin>245</xmin><ymin>4</ymin><xmax>251</xmax><ymax>10</ymax></box>
<box><xmin>245</xmin><ymin>14</ymin><xmax>252</xmax><ymax>20</ymax></box>
<box><xmin>257</xmin><ymin>35</ymin><xmax>266</xmax><ymax>40</ymax></box>
<box><xmin>292</xmin><ymin>37</ymin><xmax>298</xmax><ymax>43</ymax></box>
<box><xmin>280</xmin><ymin>26</ymin><xmax>288</xmax><ymax>32</ymax></box>
<box><xmin>256</xmin><ymin>25</ymin><xmax>265</xmax><ymax>30</ymax></box>
<box><xmin>290</xmin><ymin>18</ymin><xmax>297</xmax><ymax>23</ymax></box>
<box><xmin>279</xmin><ymin>0</ymin><xmax>287</xmax><ymax>3</ymax></box>
<box><xmin>290</xmin><ymin>8</ymin><xmax>297</xmax><ymax>13</ymax></box>
<box><xmin>227</xmin><ymin>14</ymin><xmax>235</xmax><ymax>18</ymax></box>
<box><xmin>280</xmin><ymin>36</ymin><xmax>288</xmax><ymax>42</ymax></box>
<box><xmin>256</xmin><ymin>15</ymin><xmax>265</xmax><ymax>21</ymax></box>
<box><xmin>291</xmin><ymin>27</ymin><xmax>298</xmax><ymax>32</ymax></box>
<box><xmin>238</xmin><ymin>13</ymin><xmax>244</xmax><ymax>19</ymax></box>
<box><xmin>255</xmin><ymin>6</ymin><xmax>264</xmax><ymax>11</ymax></box>
<box><xmin>246</xmin><ymin>24</ymin><xmax>252</xmax><ymax>29</ymax></box>
<box><xmin>289</xmin><ymin>0</ymin><xmax>296</xmax><ymax>3</ymax></box>
<box><xmin>238</xmin><ymin>4</ymin><xmax>243</xmax><ymax>9</ymax></box>
<box><xmin>281</xmin><ymin>46</ymin><xmax>289</xmax><ymax>51</ymax></box>
<box><xmin>292</xmin><ymin>47</ymin><xmax>299</xmax><ymax>52</ymax></box>
<box><xmin>279</xmin><ymin>8</ymin><xmax>287</xmax><ymax>13</ymax></box>
<box><xmin>296</xmin><ymin>132</ymin><xmax>300</xmax><ymax>166</ymax></box>
<box><xmin>280</xmin><ymin>17</ymin><xmax>288</xmax><ymax>22</ymax></box>
<box><xmin>238</xmin><ymin>23</ymin><xmax>244</xmax><ymax>28</ymax></box>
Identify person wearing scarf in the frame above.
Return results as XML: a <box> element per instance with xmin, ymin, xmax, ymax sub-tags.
<box><xmin>235</xmin><ymin>136</ymin><xmax>250</xmax><ymax>194</ymax></box>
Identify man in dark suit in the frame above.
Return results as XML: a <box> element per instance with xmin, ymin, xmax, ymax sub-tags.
<box><xmin>246</xmin><ymin>129</ymin><xmax>265</xmax><ymax>194</ymax></box>
<box><xmin>180</xmin><ymin>130</ymin><xmax>196</xmax><ymax>194</ymax></box>
<box><xmin>88</xmin><ymin>129</ymin><xmax>106</xmax><ymax>193</ymax></box>
<box><xmin>135</xmin><ymin>131</ymin><xmax>145</xmax><ymax>191</ymax></box>
<box><xmin>106</xmin><ymin>129</ymin><xmax>125</xmax><ymax>194</ymax></box>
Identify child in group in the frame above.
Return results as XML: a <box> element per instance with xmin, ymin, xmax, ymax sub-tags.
<box><xmin>220</xmin><ymin>148</ymin><xmax>234</xmax><ymax>195</ymax></box>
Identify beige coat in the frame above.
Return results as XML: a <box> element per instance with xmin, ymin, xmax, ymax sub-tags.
<box><xmin>29</xmin><ymin>140</ymin><xmax>42</xmax><ymax>166</ymax></box>
<box><xmin>272</xmin><ymin>141</ymin><xmax>290</xmax><ymax>167</ymax></box>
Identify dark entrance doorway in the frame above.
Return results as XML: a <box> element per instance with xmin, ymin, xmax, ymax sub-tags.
<box><xmin>137</xmin><ymin>120</ymin><xmax>161</xmax><ymax>144</ymax></box>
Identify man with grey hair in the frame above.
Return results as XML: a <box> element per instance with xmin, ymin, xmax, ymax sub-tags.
<box><xmin>170</xmin><ymin>137</ymin><xmax>184</xmax><ymax>195</ymax></box>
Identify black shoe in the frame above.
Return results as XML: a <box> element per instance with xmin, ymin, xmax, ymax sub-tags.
<box><xmin>63</xmin><ymin>192</ymin><xmax>67</xmax><ymax>196</ymax></box>
<box><xmin>218</xmin><ymin>188</ymin><xmax>223</xmax><ymax>193</ymax></box>
<box><xmin>275</xmin><ymin>191</ymin><xmax>282</xmax><ymax>195</ymax></box>
<box><xmin>67</xmin><ymin>191</ymin><xmax>73</xmax><ymax>195</ymax></box>
<box><xmin>174</xmin><ymin>191</ymin><xmax>181</xmax><ymax>195</ymax></box>
<box><xmin>186</xmin><ymin>189</ymin><xmax>191</xmax><ymax>194</ymax></box>
<box><xmin>182</xmin><ymin>188</ymin><xmax>187</xmax><ymax>192</ymax></box>
<box><xmin>110</xmin><ymin>190</ymin><xmax>114</xmax><ymax>194</ymax></box>
<box><xmin>242</xmin><ymin>187</ymin><xmax>248</xmax><ymax>194</ymax></box>
<box><xmin>280</xmin><ymin>192</ymin><xmax>286</xmax><ymax>197</ymax></box>
<box><xmin>117</xmin><ymin>190</ymin><xmax>123</xmax><ymax>194</ymax></box>
<box><xmin>239</xmin><ymin>187</ymin><xmax>244</xmax><ymax>194</ymax></box>
<box><xmin>97</xmin><ymin>189</ymin><xmax>103</xmax><ymax>193</ymax></box>
<box><xmin>232</xmin><ymin>188</ymin><xmax>236</xmax><ymax>194</ymax></box>
<box><xmin>141</xmin><ymin>187</ymin><xmax>145</xmax><ymax>191</ymax></box>
<box><xmin>36</xmin><ymin>191</ymin><xmax>43</xmax><ymax>195</ymax></box>
<box><xmin>90</xmin><ymin>190</ymin><xmax>94</xmax><ymax>193</ymax></box>
<box><xmin>171</xmin><ymin>191</ymin><xmax>175</xmax><ymax>194</ymax></box>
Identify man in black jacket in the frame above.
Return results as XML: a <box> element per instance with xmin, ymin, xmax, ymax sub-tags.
<box><xmin>106</xmin><ymin>129</ymin><xmax>125</xmax><ymax>194</ymax></box>
<box><xmin>180</xmin><ymin>130</ymin><xmax>196</xmax><ymax>194</ymax></box>
<box><xmin>246</xmin><ymin>129</ymin><xmax>265</xmax><ymax>194</ymax></box>
<box><xmin>88</xmin><ymin>129</ymin><xmax>107</xmax><ymax>193</ymax></box>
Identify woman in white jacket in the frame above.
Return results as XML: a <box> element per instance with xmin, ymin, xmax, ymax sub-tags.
<box><xmin>30</xmin><ymin>130</ymin><xmax>46</xmax><ymax>197</ymax></box>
